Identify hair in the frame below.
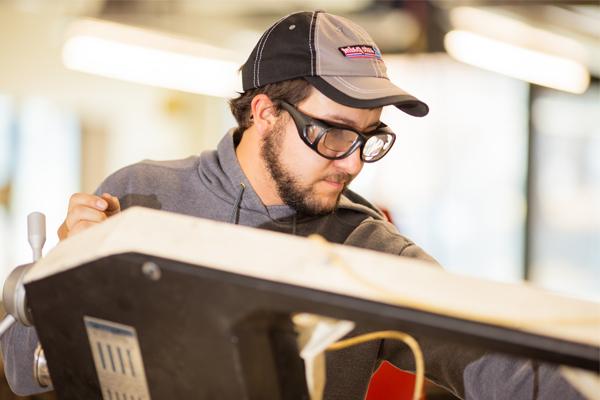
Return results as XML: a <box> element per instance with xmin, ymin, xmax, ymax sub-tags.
<box><xmin>228</xmin><ymin>78</ymin><xmax>312</xmax><ymax>145</ymax></box>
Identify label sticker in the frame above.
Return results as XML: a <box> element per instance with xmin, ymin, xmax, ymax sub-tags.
<box><xmin>338</xmin><ymin>45</ymin><xmax>382</xmax><ymax>60</ymax></box>
<box><xmin>84</xmin><ymin>316</ymin><xmax>151</xmax><ymax>400</ymax></box>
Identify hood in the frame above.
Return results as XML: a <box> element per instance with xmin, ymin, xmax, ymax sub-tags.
<box><xmin>197</xmin><ymin>131</ymin><xmax>386</xmax><ymax>226</ymax></box>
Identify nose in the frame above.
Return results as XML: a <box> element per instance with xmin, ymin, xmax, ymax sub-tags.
<box><xmin>333</xmin><ymin>148</ymin><xmax>363</xmax><ymax>177</ymax></box>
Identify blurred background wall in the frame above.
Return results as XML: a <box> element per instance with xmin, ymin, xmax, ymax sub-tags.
<box><xmin>0</xmin><ymin>0</ymin><xmax>598</xmax><ymax>304</ymax></box>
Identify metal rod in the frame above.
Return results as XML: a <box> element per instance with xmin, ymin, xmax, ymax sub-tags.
<box><xmin>0</xmin><ymin>314</ymin><xmax>16</xmax><ymax>337</ymax></box>
<box><xmin>523</xmin><ymin>84</ymin><xmax>538</xmax><ymax>281</ymax></box>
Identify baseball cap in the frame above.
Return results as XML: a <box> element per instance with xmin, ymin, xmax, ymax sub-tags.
<box><xmin>241</xmin><ymin>10</ymin><xmax>429</xmax><ymax>117</ymax></box>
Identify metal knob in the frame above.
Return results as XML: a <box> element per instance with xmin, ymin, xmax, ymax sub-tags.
<box><xmin>27</xmin><ymin>212</ymin><xmax>46</xmax><ymax>262</ymax></box>
<box><xmin>2</xmin><ymin>263</ymin><xmax>33</xmax><ymax>327</ymax></box>
<box><xmin>33</xmin><ymin>343</ymin><xmax>52</xmax><ymax>388</ymax></box>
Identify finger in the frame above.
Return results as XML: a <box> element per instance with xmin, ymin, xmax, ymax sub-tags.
<box><xmin>68</xmin><ymin>220</ymin><xmax>98</xmax><ymax>237</ymax></box>
<box><xmin>68</xmin><ymin>193</ymin><xmax>108</xmax><ymax>212</ymax></box>
<box><xmin>100</xmin><ymin>193</ymin><xmax>121</xmax><ymax>215</ymax></box>
<box><xmin>65</xmin><ymin>205</ymin><xmax>107</xmax><ymax>231</ymax></box>
<box><xmin>57</xmin><ymin>222</ymin><xmax>68</xmax><ymax>241</ymax></box>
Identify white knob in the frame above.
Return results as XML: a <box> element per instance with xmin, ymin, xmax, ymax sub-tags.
<box><xmin>27</xmin><ymin>212</ymin><xmax>46</xmax><ymax>262</ymax></box>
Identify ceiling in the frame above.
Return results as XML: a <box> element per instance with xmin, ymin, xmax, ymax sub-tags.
<box><xmin>5</xmin><ymin>0</ymin><xmax>600</xmax><ymax>75</ymax></box>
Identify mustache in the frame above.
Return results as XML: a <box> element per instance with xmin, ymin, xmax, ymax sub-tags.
<box><xmin>323</xmin><ymin>172</ymin><xmax>354</xmax><ymax>185</ymax></box>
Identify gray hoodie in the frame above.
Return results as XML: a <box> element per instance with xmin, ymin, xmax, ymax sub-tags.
<box><xmin>1</xmin><ymin>132</ymin><xmax>583</xmax><ymax>399</ymax></box>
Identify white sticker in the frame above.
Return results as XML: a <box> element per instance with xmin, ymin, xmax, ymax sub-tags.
<box><xmin>84</xmin><ymin>316</ymin><xmax>151</xmax><ymax>400</ymax></box>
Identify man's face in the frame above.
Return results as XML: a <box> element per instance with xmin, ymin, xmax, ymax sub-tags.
<box><xmin>260</xmin><ymin>89</ymin><xmax>382</xmax><ymax>215</ymax></box>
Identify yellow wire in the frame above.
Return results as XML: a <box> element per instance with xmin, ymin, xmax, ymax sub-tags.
<box><xmin>327</xmin><ymin>330</ymin><xmax>424</xmax><ymax>400</ymax></box>
<box><xmin>307</xmin><ymin>235</ymin><xmax>424</xmax><ymax>399</ymax></box>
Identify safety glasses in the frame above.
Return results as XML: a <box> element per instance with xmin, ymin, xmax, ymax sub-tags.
<box><xmin>278</xmin><ymin>101</ymin><xmax>396</xmax><ymax>163</ymax></box>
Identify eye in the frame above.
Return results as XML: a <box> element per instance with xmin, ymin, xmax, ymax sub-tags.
<box><xmin>320</xmin><ymin>129</ymin><xmax>359</xmax><ymax>154</ymax></box>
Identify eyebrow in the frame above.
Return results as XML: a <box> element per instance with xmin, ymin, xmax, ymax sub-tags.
<box><xmin>318</xmin><ymin>114</ymin><xmax>381</xmax><ymax>132</ymax></box>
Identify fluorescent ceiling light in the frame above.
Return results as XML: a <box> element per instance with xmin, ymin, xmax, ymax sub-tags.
<box><xmin>444</xmin><ymin>30</ymin><xmax>590</xmax><ymax>94</ymax></box>
<box><xmin>62</xmin><ymin>19</ymin><xmax>242</xmax><ymax>97</ymax></box>
<box><xmin>449</xmin><ymin>7</ymin><xmax>588</xmax><ymax>64</ymax></box>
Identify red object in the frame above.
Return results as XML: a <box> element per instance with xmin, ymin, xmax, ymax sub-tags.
<box><xmin>366</xmin><ymin>361</ymin><xmax>424</xmax><ymax>400</ymax></box>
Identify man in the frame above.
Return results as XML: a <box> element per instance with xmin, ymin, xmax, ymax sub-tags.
<box><xmin>2</xmin><ymin>11</ymin><xmax>584</xmax><ymax>400</ymax></box>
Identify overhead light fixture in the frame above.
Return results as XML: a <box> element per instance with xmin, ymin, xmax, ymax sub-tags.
<box><xmin>449</xmin><ymin>7</ymin><xmax>588</xmax><ymax>64</ymax></box>
<box><xmin>444</xmin><ymin>30</ymin><xmax>590</xmax><ymax>94</ymax></box>
<box><xmin>62</xmin><ymin>19</ymin><xmax>243</xmax><ymax>98</ymax></box>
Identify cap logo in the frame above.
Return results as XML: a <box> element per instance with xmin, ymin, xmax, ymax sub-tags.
<box><xmin>338</xmin><ymin>45</ymin><xmax>382</xmax><ymax>60</ymax></box>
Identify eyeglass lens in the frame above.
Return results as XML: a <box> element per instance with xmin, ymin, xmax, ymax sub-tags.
<box><xmin>363</xmin><ymin>134</ymin><xmax>394</xmax><ymax>161</ymax></box>
<box><xmin>281</xmin><ymin>101</ymin><xmax>394</xmax><ymax>162</ymax></box>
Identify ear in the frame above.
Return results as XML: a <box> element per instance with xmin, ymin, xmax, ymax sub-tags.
<box><xmin>250</xmin><ymin>94</ymin><xmax>278</xmax><ymax>136</ymax></box>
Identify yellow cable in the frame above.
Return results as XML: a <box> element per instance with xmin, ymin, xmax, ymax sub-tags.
<box><xmin>327</xmin><ymin>330</ymin><xmax>424</xmax><ymax>400</ymax></box>
<box><xmin>307</xmin><ymin>235</ymin><xmax>425</xmax><ymax>399</ymax></box>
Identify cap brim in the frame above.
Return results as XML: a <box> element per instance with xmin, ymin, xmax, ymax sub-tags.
<box><xmin>305</xmin><ymin>76</ymin><xmax>429</xmax><ymax>117</ymax></box>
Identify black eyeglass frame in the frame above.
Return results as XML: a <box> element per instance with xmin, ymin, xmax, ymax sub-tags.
<box><xmin>277</xmin><ymin>101</ymin><xmax>396</xmax><ymax>163</ymax></box>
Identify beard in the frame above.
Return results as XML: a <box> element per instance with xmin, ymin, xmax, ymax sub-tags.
<box><xmin>260</xmin><ymin>121</ymin><xmax>352</xmax><ymax>216</ymax></box>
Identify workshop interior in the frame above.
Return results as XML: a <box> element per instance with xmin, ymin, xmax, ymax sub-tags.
<box><xmin>0</xmin><ymin>0</ymin><xmax>598</xmax><ymax>399</ymax></box>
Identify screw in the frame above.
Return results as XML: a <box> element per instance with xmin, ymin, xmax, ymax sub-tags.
<box><xmin>142</xmin><ymin>262</ymin><xmax>161</xmax><ymax>281</ymax></box>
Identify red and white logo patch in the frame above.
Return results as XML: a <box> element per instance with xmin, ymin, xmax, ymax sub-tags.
<box><xmin>338</xmin><ymin>45</ymin><xmax>382</xmax><ymax>60</ymax></box>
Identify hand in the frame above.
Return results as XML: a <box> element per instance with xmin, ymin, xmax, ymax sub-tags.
<box><xmin>57</xmin><ymin>192</ymin><xmax>120</xmax><ymax>241</ymax></box>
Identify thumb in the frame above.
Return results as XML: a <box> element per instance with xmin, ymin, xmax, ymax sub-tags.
<box><xmin>100</xmin><ymin>193</ymin><xmax>121</xmax><ymax>215</ymax></box>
